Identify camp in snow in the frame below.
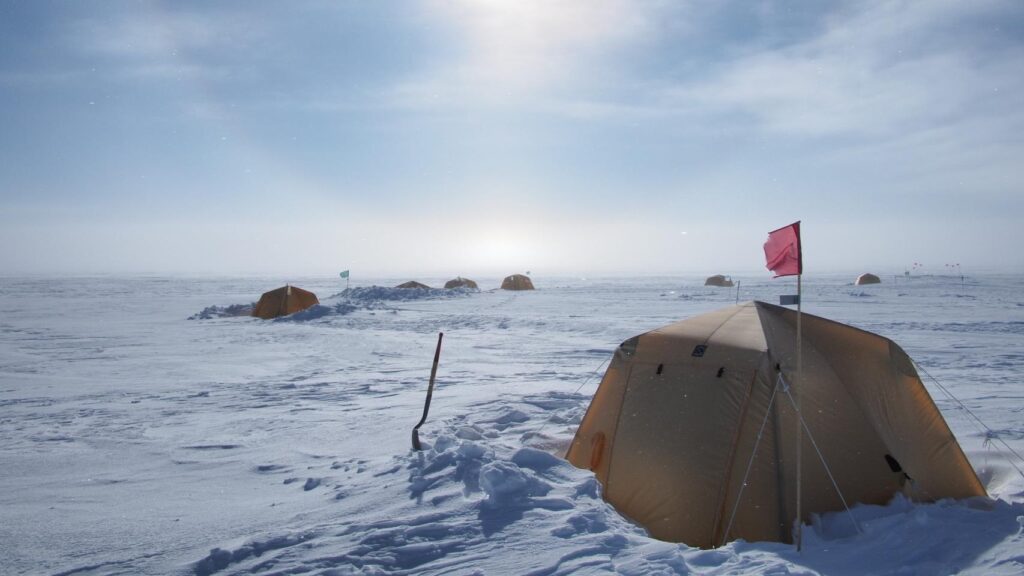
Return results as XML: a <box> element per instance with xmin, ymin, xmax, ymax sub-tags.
<box><xmin>3</xmin><ymin>2</ymin><xmax>1023</xmax><ymax>575</ymax></box>
<box><xmin>5</xmin><ymin>262</ymin><xmax>1024</xmax><ymax>575</ymax></box>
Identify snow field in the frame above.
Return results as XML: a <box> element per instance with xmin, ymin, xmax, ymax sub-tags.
<box><xmin>1</xmin><ymin>274</ymin><xmax>1023</xmax><ymax>575</ymax></box>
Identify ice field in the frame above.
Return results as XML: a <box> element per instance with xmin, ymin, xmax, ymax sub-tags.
<box><xmin>2</xmin><ymin>273</ymin><xmax>1024</xmax><ymax>575</ymax></box>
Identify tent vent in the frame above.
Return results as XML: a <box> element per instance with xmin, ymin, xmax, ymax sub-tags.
<box><xmin>885</xmin><ymin>454</ymin><xmax>913</xmax><ymax>483</ymax></box>
<box><xmin>884</xmin><ymin>454</ymin><xmax>903</xmax><ymax>473</ymax></box>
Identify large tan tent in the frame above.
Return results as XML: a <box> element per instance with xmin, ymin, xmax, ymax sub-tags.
<box><xmin>566</xmin><ymin>302</ymin><xmax>984</xmax><ymax>548</ymax></box>
<box><xmin>444</xmin><ymin>277</ymin><xmax>479</xmax><ymax>290</ymax></box>
<box><xmin>705</xmin><ymin>274</ymin><xmax>735</xmax><ymax>287</ymax></box>
<box><xmin>396</xmin><ymin>281</ymin><xmax>431</xmax><ymax>289</ymax></box>
<box><xmin>501</xmin><ymin>274</ymin><xmax>534</xmax><ymax>291</ymax></box>
<box><xmin>251</xmin><ymin>285</ymin><xmax>319</xmax><ymax>319</ymax></box>
<box><xmin>856</xmin><ymin>273</ymin><xmax>882</xmax><ymax>285</ymax></box>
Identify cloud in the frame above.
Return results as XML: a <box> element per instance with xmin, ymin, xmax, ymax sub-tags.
<box><xmin>387</xmin><ymin>0</ymin><xmax>659</xmax><ymax>108</ymax></box>
<box><xmin>63</xmin><ymin>7</ymin><xmax>265</xmax><ymax>82</ymax></box>
<box><xmin>71</xmin><ymin>12</ymin><xmax>214</xmax><ymax>58</ymax></box>
<box><xmin>662</xmin><ymin>1</ymin><xmax>1024</xmax><ymax>138</ymax></box>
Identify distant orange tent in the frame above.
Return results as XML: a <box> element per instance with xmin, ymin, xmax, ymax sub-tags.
<box><xmin>705</xmin><ymin>274</ymin><xmax>735</xmax><ymax>287</ymax></box>
<box><xmin>501</xmin><ymin>274</ymin><xmax>534</xmax><ymax>291</ymax></box>
<box><xmin>252</xmin><ymin>285</ymin><xmax>319</xmax><ymax>319</ymax></box>
<box><xmin>396</xmin><ymin>281</ymin><xmax>431</xmax><ymax>289</ymax></box>
<box><xmin>856</xmin><ymin>273</ymin><xmax>881</xmax><ymax>285</ymax></box>
<box><xmin>444</xmin><ymin>277</ymin><xmax>479</xmax><ymax>289</ymax></box>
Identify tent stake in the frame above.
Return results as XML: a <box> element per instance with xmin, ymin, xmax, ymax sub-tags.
<box><xmin>412</xmin><ymin>332</ymin><xmax>444</xmax><ymax>451</ymax></box>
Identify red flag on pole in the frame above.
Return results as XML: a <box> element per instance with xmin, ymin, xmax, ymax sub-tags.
<box><xmin>764</xmin><ymin>221</ymin><xmax>802</xmax><ymax>277</ymax></box>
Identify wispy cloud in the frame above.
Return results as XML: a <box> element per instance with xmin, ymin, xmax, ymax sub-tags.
<box><xmin>64</xmin><ymin>7</ymin><xmax>265</xmax><ymax>82</ymax></box>
<box><xmin>661</xmin><ymin>1</ymin><xmax>1023</xmax><ymax>138</ymax></box>
<box><xmin>386</xmin><ymin>0</ymin><xmax>660</xmax><ymax>109</ymax></box>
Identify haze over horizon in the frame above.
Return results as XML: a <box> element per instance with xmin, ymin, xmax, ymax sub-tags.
<box><xmin>3</xmin><ymin>1</ymin><xmax>1022</xmax><ymax>277</ymax></box>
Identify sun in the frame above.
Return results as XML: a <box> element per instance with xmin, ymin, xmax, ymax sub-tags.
<box><xmin>467</xmin><ymin>232</ymin><xmax>534</xmax><ymax>270</ymax></box>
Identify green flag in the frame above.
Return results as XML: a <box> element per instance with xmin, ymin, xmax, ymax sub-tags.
<box><xmin>339</xmin><ymin>270</ymin><xmax>350</xmax><ymax>279</ymax></box>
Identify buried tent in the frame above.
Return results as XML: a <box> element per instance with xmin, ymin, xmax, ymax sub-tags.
<box><xmin>396</xmin><ymin>281</ymin><xmax>431</xmax><ymax>289</ymax></box>
<box><xmin>501</xmin><ymin>274</ymin><xmax>535</xmax><ymax>291</ymax></box>
<box><xmin>856</xmin><ymin>273</ymin><xmax>882</xmax><ymax>285</ymax></box>
<box><xmin>705</xmin><ymin>274</ymin><xmax>735</xmax><ymax>287</ymax></box>
<box><xmin>444</xmin><ymin>277</ymin><xmax>479</xmax><ymax>289</ymax></box>
<box><xmin>566</xmin><ymin>301</ymin><xmax>984</xmax><ymax>549</ymax></box>
<box><xmin>252</xmin><ymin>285</ymin><xmax>319</xmax><ymax>319</ymax></box>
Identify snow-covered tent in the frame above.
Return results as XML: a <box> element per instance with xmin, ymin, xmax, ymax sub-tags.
<box><xmin>501</xmin><ymin>274</ymin><xmax>534</xmax><ymax>291</ymax></box>
<box><xmin>444</xmin><ymin>277</ymin><xmax>479</xmax><ymax>290</ymax></box>
<box><xmin>856</xmin><ymin>273</ymin><xmax>882</xmax><ymax>285</ymax></box>
<box><xmin>251</xmin><ymin>285</ymin><xmax>319</xmax><ymax>319</ymax></box>
<box><xmin>705</xmin><ymin>274</ymin><xmax>735</xmax><ymax>287</ymax></box>
<box><xmin>566</xmin><ymin>302</ymin><xmax>985</xmax><ymax>548</ymax></box>
<box><xmin>396</xmin><ymin>281</ymin><xmax>431</xmax><ymax>289</ymax></box>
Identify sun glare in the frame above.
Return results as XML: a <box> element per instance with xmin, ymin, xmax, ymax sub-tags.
<box><xmin>468</xmin><ymin>233</ymin><xmax>536</xmax><ymax>270</ymax></box>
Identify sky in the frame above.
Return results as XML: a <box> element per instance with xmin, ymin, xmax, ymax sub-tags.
<box><xmin>1</xmin><ymin>0</ymin><xmax>1022</xmax><ymax>277</ymax></box>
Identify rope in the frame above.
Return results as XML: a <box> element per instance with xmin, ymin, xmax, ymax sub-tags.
<box><xmin>720</xmin><ymin>373</ymin><xmax>782</xmax><ymax>547</ymax></box>
<box><xmin>780</xmin><ymin>383</ymin><xmax>863</xmax><ymax>536</ymax></box>
<box><xmin>530</xmin><ymin>354</ymin><xmax>611</xmax><ymax>440</ymax></box>
<box><xmin>571</xmin><ymin>356</ymin><xmax>611</xmax><ymax>396</ymax></box>
<box><xmin>929</xmin><ymin>383</ymin><xmax>1002</xmax><ymax>458</ymax></box>
<box><xmin>914</xmin><ymin>361</ymin><xmax>1024</xmax><ymax>481</ymax></box>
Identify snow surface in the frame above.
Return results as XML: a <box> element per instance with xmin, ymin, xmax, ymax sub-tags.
<box><xmin>2</xmin><ymin>274</ymin><xmax>1024</xmax><ymax>575</ymax></box>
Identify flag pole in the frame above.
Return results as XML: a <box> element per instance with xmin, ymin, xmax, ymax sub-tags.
<box><xmin>795</xmin><ymin>272</ymin><xmax>803</xmax><ymax>551</ymax></box>
<box><xmin>763</xmin><ymin>220</ymin><xmax>804</xmax><ymax>550</ymax></box>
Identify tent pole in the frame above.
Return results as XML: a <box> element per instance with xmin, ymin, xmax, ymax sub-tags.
<box><xmin>796</xmin><ymin>273</ymin><xmax>803</xmax><ymax>551</ymax></box>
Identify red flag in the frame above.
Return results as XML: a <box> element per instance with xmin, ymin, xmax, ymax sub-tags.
<box><xmin>764</xmin><ymin>221</ymin><xmax>802</xmax><ymax>277</ymax></box>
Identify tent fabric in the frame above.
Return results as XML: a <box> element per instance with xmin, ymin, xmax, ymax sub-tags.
<box><xmin>396</xmin><ymin>281</ymin><xmax>431</xmax><ymax>289</ymax></box>
<box><xmin>251</xmin><ymin>285</ymin><xmax>319</xmax><ymax>319</ymax></box>
<box><xmin>856</xmin><ymin>273</ymin><xmax>882</xmax><ymax>285</ymax></box>
<box><xmin>566</xmin><ymin>302</ymin><xmax>984</xmax><ymax>548</ymax></box>
<box><xmin>705</xmin><ymin>274</ymin><xmax>735</xmax><ymax>287</ymax></box>
<box><xmin>444</xmin><ymin>277</ymin><xmax>479</xmax><ymax>290</ymax></box>
<box><xmin>501</xmin><ymin>274</ymin><xmax>535</xmax><ymax>291</ymax></box>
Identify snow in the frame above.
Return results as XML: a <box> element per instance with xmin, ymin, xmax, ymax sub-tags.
<box><xmin>2</xmin><ymin>273</ymin><xmax>1024</xmax><ymax>575</ymax></box>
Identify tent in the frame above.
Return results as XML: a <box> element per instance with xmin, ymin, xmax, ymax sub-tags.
<box><xmin>396</xmin><ymin>281</ymin><xmax>431</xmax><ymax>289</ymax></box>
<box><xmin>444</xmin><ymin>277</ymin><xmax>479</xmax><ymax>290</ymax></box>
<box><xmin>501</xmin><ymin>274</ymin><xmax>534</xmax><ymax>291</ymax></box>
<box><xmin>566</xmin><ymin>301</ymin><xmax>984</xmax><ymax>548</ymax></box>
<box><xmin>705</xmin><ymin>274</ymin><xmax>735</xmax><ymax>287</ymax></box>
<box><xmin>251</xmin><ymin>285</ymin><xmax>319</xmax><ymax>319</ymax></box>
<box><xmin>856</xmin><ymin>273</ymin><xmax>882</xmax><ymax>285</ymax></box>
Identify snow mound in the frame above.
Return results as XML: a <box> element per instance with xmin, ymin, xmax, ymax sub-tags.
<box><xmin>189</xmin><ymin>285</ymin><xmax>476</xmax><ymax>323</ymax></box>
<box><xmin>334</xmin><ymin>285</ymin><xmax>477</xmax><ymax>303</ymax></box>
<box><xmin>187</xmin><ymin>303</ymin><xmax>254</xmax><ymax>320</ymax></box>
<box><xmin>193</xmin><ymin>532</ymin><xmax>317</xmax><ymax>576</ymax></box>
<box><xmin>272</xmin><ymin>303</ymin><xmax>359</xmax><ymax>322</ymax></box>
